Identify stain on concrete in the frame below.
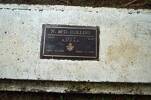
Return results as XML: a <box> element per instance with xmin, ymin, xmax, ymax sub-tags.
<box><xmin>65</xmin><ymin>84</ymin><xmax>91</xmax><ymax>93</ymax></box>
<box><xmin>107</xmin><ymin>37</ymin><xmax>139</xmax><ymax>64</ymax></box>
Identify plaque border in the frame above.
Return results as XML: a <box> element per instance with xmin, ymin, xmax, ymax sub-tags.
<box><xmin>40</xmin><ymin>24</ymin><xmax>100</xmax><ymax>60</ymax></box>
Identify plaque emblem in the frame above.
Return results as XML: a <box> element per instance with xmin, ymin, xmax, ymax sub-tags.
<box><xmin>66</xmin><ymin>42</ymin><xmax>74</xmax><ymax>52</ymax></box>
<box><xmin>40</xmin><ymin>24</ymin><xmax>99</xmax><ymax>60</ymax></box>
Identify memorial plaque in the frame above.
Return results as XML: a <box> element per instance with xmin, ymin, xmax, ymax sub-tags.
<box><xmin>40</xmin><ymin>24</ymin><xmax>99</xmax><ymax>60</ymax></box>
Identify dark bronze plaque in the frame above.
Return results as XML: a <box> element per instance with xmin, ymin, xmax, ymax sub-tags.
<box><xmin>40</xmin><ymin>24</ymin><xmax>99</xmax><ymax>60</ymax></box>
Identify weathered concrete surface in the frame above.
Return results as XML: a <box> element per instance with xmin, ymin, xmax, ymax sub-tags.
<box><xmin>0</xmin><ymin>4</ymin><xmax>151</xmax><ymax>83</ymax></box>
<box><xmin>0</xmin><ymin>79</ymin><xmax>151</xmax><ymax>95</ymax></box>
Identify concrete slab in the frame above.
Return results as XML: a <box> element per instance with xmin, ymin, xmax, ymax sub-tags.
<box><xmin>0</xmin><ymin>4</ymin><xmax>151</xmax><ymax>83</ymax></box>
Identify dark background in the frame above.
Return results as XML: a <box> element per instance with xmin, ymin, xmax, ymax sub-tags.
<box><xmin>0</xmin><ymin>92</ymin><xmax>151</xmax><ymax>100</ymax></box>
<box><xmin>0</xmin><ymin>0</ymin><xmax>151</xmax><ymax>9</ymax></box>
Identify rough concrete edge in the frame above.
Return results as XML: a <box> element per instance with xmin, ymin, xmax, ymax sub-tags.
<box><xmin>0</xmin><ymin>79</ymin><xmax>151</xmax><ymax>95</ymax></box>
<box><xmin>0</xmin><ymin>4</ymin><xmax>151</xmax><ymax>12</ymax></box>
